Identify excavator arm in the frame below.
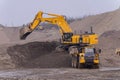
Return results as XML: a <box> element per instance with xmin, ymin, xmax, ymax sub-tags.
<box><xmin>20</xmin><ymin>11</ymin><xmax>73</xmax><ymax>40</ymax></box>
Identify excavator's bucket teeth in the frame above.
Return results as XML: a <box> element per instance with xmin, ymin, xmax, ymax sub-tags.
<box><xmin>20</xmin><ymin>32</ymin><xmax>31</xmax><ymax>40</ymax></box>
<box><xmin>20</xmin><ymin>27</ymin><xmax>31</xmax><ymax>40</ymax></box>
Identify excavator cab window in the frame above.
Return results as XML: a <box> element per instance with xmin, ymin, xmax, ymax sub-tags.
<box><xmin>62</xmin><ymin>33</ymin><xmax>73</xmax><ymax>41</ymax></box>
<box><xmin>62</xmin><ymin>15</ymin><xmax>67</xmax><ymax>21</ymax></box>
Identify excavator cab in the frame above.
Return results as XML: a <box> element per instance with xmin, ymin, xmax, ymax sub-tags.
<box><xmin>62</xmin><ymin>33</ymin><xmax>73</xmax><ymax>41</ymax></box>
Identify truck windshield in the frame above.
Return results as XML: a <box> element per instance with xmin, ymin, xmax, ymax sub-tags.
<box><xmin>85</xmin><ymin>48</ymin><xmax>94</xmax><ymax>56</ymax></box>
<box><xmin>85</xmin><ymin>52</ymin><xmax>94</xmax><ymax>56</ymax></box>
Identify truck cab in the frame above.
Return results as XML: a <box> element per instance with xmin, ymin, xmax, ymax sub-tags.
<box><xmin>84</xmin><ymin>47</ymin><xmax>99</xmax><ymax>65</ymax></box>
<box><xmin>71</xmin><ymin>47</ymin><xmax>100</xmax><ymax>68</ymax></box>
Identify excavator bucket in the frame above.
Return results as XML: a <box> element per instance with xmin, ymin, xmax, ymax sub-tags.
<box><xmin>20</xmin><ymin>26</ymin><xmax>32</xmax><ymax>40</ymax></box>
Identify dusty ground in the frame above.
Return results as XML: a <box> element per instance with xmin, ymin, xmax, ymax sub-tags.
<box><xmin>0</xmin><ymin>9</ymin><xmax>120</xmax><ymax>79</ymax></box>
<box><xmin>0</xmin><ymin>68</ymin><xmax>120</xmax><ymax>80</ymax></box>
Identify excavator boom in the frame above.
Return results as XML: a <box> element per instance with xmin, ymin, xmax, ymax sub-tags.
<box><xmin>20</xmin><ymin>11</ymin><xmax>73</xmax><ymax>40</ymax></box>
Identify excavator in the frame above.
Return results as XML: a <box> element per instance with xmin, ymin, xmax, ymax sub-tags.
<box><xmin>20</xmin><ymin>11</ymin><xmax>100</xmax><ymax>68</ymax></box>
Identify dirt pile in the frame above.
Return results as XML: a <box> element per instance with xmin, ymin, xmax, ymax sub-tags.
<box><xmin>25</xmin><ymin>29</ymin><xmax>60</xmax><ymax>42</ymax></box>
<box><xmin>99</xmin><ymin>30</ymin><xmax>120</xmax><ymax>50</ymax></box>
<box><xmin>0</xmin><ymin>45</ymin><xmax>15</xmax><ymax>69</ymax></box>
<box><xmin>3</xmin><ymin>27</ymin><xmax>20</xmax><ymax>41</ymax></box>
<box><xmin>0</xmin><ymin>27</ymin><xmax>10</xmax><ymax>44</ymax></box>
<box><xmin>7</xmin><ymin>41</ymin><xmax>71</xmax><ymax>68</ymax></box>
<box><xmin>98</xmin><ymin>30</ymin><xmax>120</xmax><ymax>67</ymax></box>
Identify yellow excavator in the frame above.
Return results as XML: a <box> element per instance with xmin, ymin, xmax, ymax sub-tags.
<box><xmin>20</xmin><ymin>11</ymin><xmax>100</xmax><ymax>68</ymax></box>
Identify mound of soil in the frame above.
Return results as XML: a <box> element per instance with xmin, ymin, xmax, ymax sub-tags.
<box><xmin>98</xmin><ymin>30</ymin><xmax>120</xmax><ymax>67</ymax></box>
<box><xmin>7</xmin><ymin>41</ymin><xmax>71</xmax><ymax>68</ymax></box>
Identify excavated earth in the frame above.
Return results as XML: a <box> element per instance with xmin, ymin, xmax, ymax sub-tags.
<box><xmin>7</xmin><ymin>41</ymin><xmax>71</xmax><ymax>68</ymax></box>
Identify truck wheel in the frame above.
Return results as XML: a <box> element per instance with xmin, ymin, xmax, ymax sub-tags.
<box><xmin>75</xmin><ymin>55</ymin><xmax>79</xmax><ymax>68</ymax></box>
<box><xmin>71</xmin><ymin>56</ymin><xmax>75</xmax><ymax>68</ymax></box>
<box><xmin>93</xmin><ymin>64</ymin><xmax>99</xmax><ymax>69</ymax></box>
<box><xmin>78</xmin><ymin>64</ymin><xmax>83</xmax><ymax>68</ymax></box>
<box><xmin>72</xmin><ymin>57</ymin><xmax>78</xmax><ymax>68</ymax></box>
<box><xmin>71</xmin><ymin>59</ymin><xmax>75</xmax><ymax>68</ymax></box>
<box><xmin>75</xmin><ymin>60</ymin><xmax>80</xmax><ymax>68</ymax></box>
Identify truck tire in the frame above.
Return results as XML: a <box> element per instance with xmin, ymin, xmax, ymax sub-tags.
<box><xmin>93</xmin><ymin>64</ymin><xmax>99</xmax><ymax>69</ymax></box>
<box><xmin>78</xmin><ymin>63</ymin><xmax>84</xmax><ymax>68</ymax></box>
<box><xmin>76</xmin><ymin>55</ymin><xmax>79</xmax><ymax>68</ymax></box>
<box><xmin>71</xmin><ymin>55</ymin><xmax>79</xmax><ymax>68</ymax></box>
<box><xmin>71</xmin><ymin>55</ymin><xmax>76</xmax><ymax>68</ymax></box>
<box><xmin>71</xmin><ymin>56</ymin><xmax>75</xmax><ymax>68</ymax></box>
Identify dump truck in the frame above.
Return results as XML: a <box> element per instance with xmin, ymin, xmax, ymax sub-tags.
<box><xmin>20</xmin><ymin>11</ymin><xmax>100</xmax><ymax>68</ymax></box>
